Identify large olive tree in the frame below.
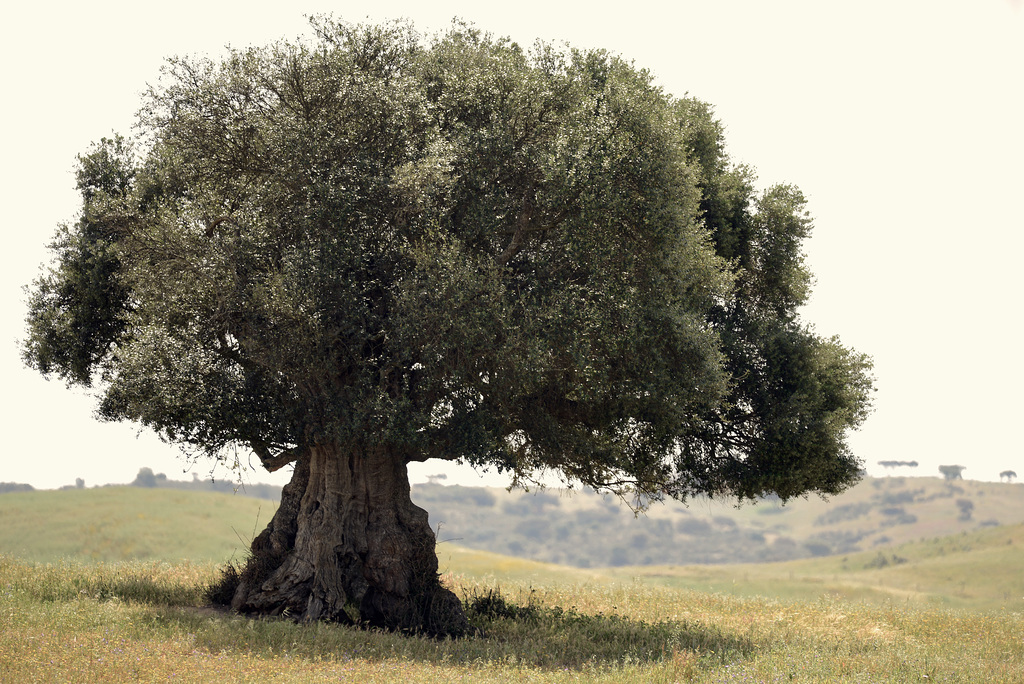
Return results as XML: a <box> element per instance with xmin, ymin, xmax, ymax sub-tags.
<box><xmin>23</xmin><ymin>18</ymin><xmax>873</xmax><ymax>635</ymax></box>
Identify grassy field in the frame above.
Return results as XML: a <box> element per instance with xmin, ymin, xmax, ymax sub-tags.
<box><xmin>5</xmin><ymin>485</ymin><xmax>1022</xmax><ymax>611</ymax></box>
<box><xmin>605</xmin><ymin>523</ymin><xmax>1024</xmax><ymax>613</ymax></box>
<box><xmin>2</xmin><ymin>486</ymin><xmax>1023</xmax><ymax>681</ymax></box>
<box><xmin>0</xmin><ymin>486</ymin><xmax>275</xmax><ymax>563</ymax></box>
<box><xmin>2</xmin><ymin>553</ymin><xmax>1022</xmax><ymax>682</ymax></box>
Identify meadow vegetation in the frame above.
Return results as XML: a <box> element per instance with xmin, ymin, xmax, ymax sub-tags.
<box><xmin>0</xmin><ymin>486</ymin><xmax>277</xmax><ymax>563</ymax></box>
<box><xmin>3</xmin><ymin>483</ymin><xmax>1023</xmax><ymax>681</ymax></box>
<box><xmin>3</xmin><ymin>552</ymin><xmax>1022</xmax><ymax>682</ymax></box>
<box><xmin>606</xmin><ymin>523</ymin><xmax>1024</xmax><ymax>612</ymax></box>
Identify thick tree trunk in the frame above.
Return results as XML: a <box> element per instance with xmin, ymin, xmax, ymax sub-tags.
<box><xmin>229</xmin><ymin>443</ymin><xmax>469</xmax><ymax>636</ymax></box>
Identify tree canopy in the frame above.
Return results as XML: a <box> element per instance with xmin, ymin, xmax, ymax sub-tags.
<box><xmin>23</xmin><ymin>18</ymin><xmax>873</xmax><ymax>633</ymax></box>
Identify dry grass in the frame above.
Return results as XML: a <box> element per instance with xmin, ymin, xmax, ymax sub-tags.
<box><xmin>3</xmin><ymin>554</ymin><xmax>1022</xmax><ymax>682</ymax></box>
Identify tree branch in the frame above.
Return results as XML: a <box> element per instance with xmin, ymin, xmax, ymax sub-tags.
<box><xmin>205</xmin><ymin>215</ymin><xmax>241</xmax><ymax>237</ymax></box>
<box><xmin>495</xmin><ymin>188</ymin><xmax>579</xmax><ymax>266</ymax></box>
<box><xmin>250</xmin><ymin>441</ymin><xmax>303</xmax><ymax>472</ymax></box>
<box><xmin>496</xmin><ymin>227</ymin><xmax>525</xmax><ymax>267</ymax></box>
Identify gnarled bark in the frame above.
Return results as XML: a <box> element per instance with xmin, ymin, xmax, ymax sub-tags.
<box><xmin>229</xmin><ymin>443</ymin><xmax>469</xmax><ymax>636</ymax></box>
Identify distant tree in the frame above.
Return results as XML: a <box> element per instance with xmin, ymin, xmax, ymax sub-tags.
<box><xmin>131</xmin><ymin>467</ymin><xmax>157</xmax><ymax>488</ymax></box>
<box><xmin>1000</xmin><ymin>470</ymin><xmax>1017</xmax><ymax>482</ymax></box>
<box><xmin>630</xmin><ymin>533</ymin><xmax>650</xmax><ymax>550</ymax></box>
<box><xmin>865</xmin><ymin>552</ymin><xmax>907</xmax><ymax>569</ymax></box>
<box><xmin>0</xmin><ymin>483</ymin><xmax>35</xmax><ymax>494</ymax></box>
<box><xmin>21</xmin><ymin>18</ymin><xmax>873</xmax><ymax>635</ymax></box>
<box><xmin>955</xmin><ymin>498</ymin><xmax>974</xmax><ymax>521</ymax></box>
<box><xmin>609</xmin><ymin>546</ymin><xmax>631</xmax><ymax>567</ymax></box>
<box><xmin>464</xmin><ymin>487</ymin><xmax>496</xmax><ymax>507</ymax></box>
<box><xmin>75</xmin><ymin>478</ymin><xmax>85</xmax><ymax>489</ymax></box>
<box><xmin>804</xmin><ymin>542</ymin><xmax>832</xmax><ymax>557</ymax></box>
<box><xmin>878</xmin><ymin>460</ymin><xmax>918</xmax><ymax>472</ymax></box>
<box><xmin>939</xmin><ymin>465</ymin><xmax>966</xmax><ymax>481</ymax></box>
<box><xmin>426</xmin><ymin>474</ymin><xmax>448</xmax><ymax>485</ymax></box>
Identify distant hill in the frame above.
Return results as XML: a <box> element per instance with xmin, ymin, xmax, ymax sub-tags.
<box><xmin>2</xmin><ymin>484</ymin><xmax>1020</xmax><ymax>613</ymax></box>
<box><xmin>4</xmin><ymin>475</ymin><xmax>1022</xmax><ymax>572</ymax></box>
<box><xmin>1</xmin><ymin>468</ymin><xmax>282</xmax><ymax>501</ymax></box>
<box><xmin>412</xmin><ymin>476</ymin><xmax>1024</xmax><ymax>567</ymax></box>
<box><xmin>606</xmin><ymin>522</ymin><xmax>1024</xmax><ymax>612</ymax></box>
<box><xmin>437</xmin><ymin>523</ymin><xmax>1024</xmax><ymax>612</ymax></box>
<box><xmin>126</xmin><ymin>467</ymin><xmax>283</xmax><ymax>501</ymax></box>
<box><xmin>3</xmin><ymin>484</ymin><xmax>1020</xmax><ymax>613</ymax></box>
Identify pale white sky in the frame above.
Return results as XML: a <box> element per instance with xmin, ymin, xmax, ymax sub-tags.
<box><xmin>2</xmin><ymin>1</ymin><xmax>1021</xmax><ymax>490</ymax></box>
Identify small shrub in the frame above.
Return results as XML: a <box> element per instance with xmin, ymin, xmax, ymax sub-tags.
<box><xmin>206</xmin><ymin>562</ymin><xmax>241</xmax><ymax>606</ymax></box>
<box><xmin>712</xmin><ymin>516</ymin><xmax>738</xmax><ymax>530</ymax></box>
<box><xmin>609</xmin><ymin>546</ymin><xmax>631</xmax><ymax>566</ymax></box>
<box><xmin>814</xmin><ymin>502</ymin><xmax>872</xmax><ymax>525</ymax></box>
<box><xmin>676</xmin><ymin>518</ymin><xmax>712</xmax><ymax>535</ymax></box>
<box><xmin>466</xmin><ymin>488</ymin><xmax>496</xmax><ymax>507</ymax></box>
<box><xmin>879</xmin><ymin>488</ymin><xmax>922</xmax><ymax>505</ymax></box>
<box><xmin>880</xmin><ymin>507</ymin><xmax>918</xmax><ymax>527</ymax></box>
<box><xmin>514</xmin><ymin>518</ymin><xmax>552</xmax><ymax>542</ymax></box>
<box><xmin>463</xmin><ymin>587</ymin><xmax>538</xmax><ymax>622</ymax></box>
<box><xmin>804</xmin><ymin>542</ymin><xmax>832</xmax><ymax>557</ymax></box>
<box><xmin>864</xmin><ymin>552</ymin><xmax>907</xmax><ymax>569</ymax></box>
<box><xmin>629</xmin><ymin>533</ymin><xmax>650</xmax><ymax>550</ymax></box>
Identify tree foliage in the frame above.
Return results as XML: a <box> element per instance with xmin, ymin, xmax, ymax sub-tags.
<box><xmin>939</xmin><ymin>465</ymin><xmax>966</xmax><ymax>481</ymax></box>
<box><xmin>24</xmin><ymin>19</ymin><xmax>872</xmax><ymax>503</ymax></box>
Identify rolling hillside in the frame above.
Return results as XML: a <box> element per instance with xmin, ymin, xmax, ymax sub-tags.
<box><xmin>605</xmin><ymin>523</ymin><xmax>1024</xmax><ymax>612</ymax></box>
<box><xmin>413</xmin><ymin>475</ymin><xmax>1024</xmax><ymax>567</ymax></box>
<box><xmin>0</xmin><ymin>486</ymin><xmax>274</xmax><ymax>563</ymax></box>
<box><xmin>2</xmin><ymin>483</ymin><xmax>1022</xmax><ymax>613</ymax></box>
<box><xmin>433</xmin><ymin>525</ymin><xmax>1024</xmax><ymax>613</ymax></box>
<box><xmin>4</xmin><ymin>475</ymin><xmax>1023</xmax><ymax>569</ymax></box>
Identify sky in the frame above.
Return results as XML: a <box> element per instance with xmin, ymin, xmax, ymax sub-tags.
<box><xmin>1</xmin><ymin>1</ymin><xmax>1021</xmax><ymax>491</ymax></box>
